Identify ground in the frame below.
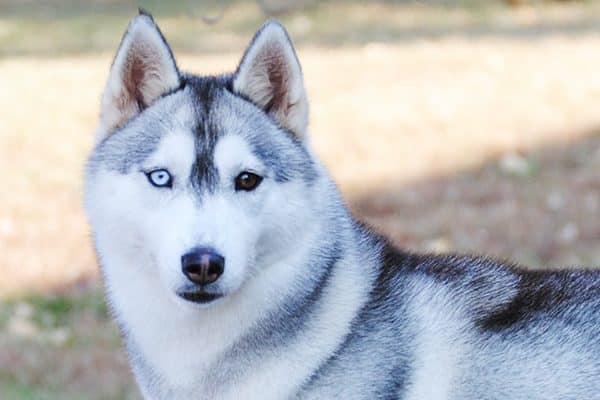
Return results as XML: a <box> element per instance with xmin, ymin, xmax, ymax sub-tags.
<box><xmin>0</xmin><ymin>1</ymin><xmax>599</xmax><ymax>398</ymax></box>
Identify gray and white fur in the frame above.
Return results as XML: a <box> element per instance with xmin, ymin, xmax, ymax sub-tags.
<box><xmin>84</xmin><ymin>12</ymin><xmax>600</xmax><ymax>400</ymax></box>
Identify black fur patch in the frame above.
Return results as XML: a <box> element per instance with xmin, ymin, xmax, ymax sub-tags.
<box><xmin>184</xmin><ymin>75</ymin><xmax>230</xmax><ymax>193</ymax></box>
<box><xmin>478</xmin><ymin>269</ymin><xmax>596</xmax><ymax>333</ymax></box>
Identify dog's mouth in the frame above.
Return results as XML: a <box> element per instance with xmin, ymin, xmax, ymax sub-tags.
<box><xmin>178</xmin><ymin>290</ymin><xmax>223</xmax><ymax>304</ymax></box>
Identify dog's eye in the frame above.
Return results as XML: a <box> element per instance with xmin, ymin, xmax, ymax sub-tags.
<box><xmin>235</xmin><ymin>171</ymin><xmax>263</xmax><ymax>192</ymax></box>
<box><xmin>146</xmin><ymin>169</ymin><xmax>173</xmax><ymax>188</ymax></box>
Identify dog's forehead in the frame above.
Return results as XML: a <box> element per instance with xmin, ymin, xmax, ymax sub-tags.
<box><xmin>88</xmin><ymin>75</ymin><xmax>317</xmax><ymax>185</ymax></box>
<box><xmin>185</xmin><ymin>82</ymin><xmax>319</xmax><ymax>187</ymax></box>
<box><xmin>186</xmin><ymin>79</ymin><xmax>316</xmax><ymax>184</ymax></box>
<box><xmin>202</xmin><ymin>88</ymin><xmax>319</xmax><ymax>183</ymax></box>
<box><xmin>88</xmin><ymin>89</ymin><xmax>193</xmax><ymax>174</ymax></box>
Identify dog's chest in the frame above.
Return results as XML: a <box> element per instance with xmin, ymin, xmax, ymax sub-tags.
<box><xmin>131</xmin><ymin>348</ymin><xmax>312</xmax><ymax>400</ymax></box>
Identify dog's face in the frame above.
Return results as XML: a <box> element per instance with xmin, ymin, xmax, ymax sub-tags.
<box><xmin>85</xmin><ymin>15</ymin><xmax>321</xmax><ymax>307</ymax></box>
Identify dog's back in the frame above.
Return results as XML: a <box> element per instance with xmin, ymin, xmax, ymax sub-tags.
<box><xmin>299</xmin><ymin>244</ymin><xmax>600</xmax><ymax>399</ymax></box>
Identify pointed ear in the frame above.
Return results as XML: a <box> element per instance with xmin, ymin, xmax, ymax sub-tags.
<box><xmin>233</xmin><ymin>21</ymin><xmax>309</xmax><ymax>139</ymax></box>
<box><xmin>97</xmin><ymin>13</ymin><xmax>180</xmax><ymax>140</ymax></box>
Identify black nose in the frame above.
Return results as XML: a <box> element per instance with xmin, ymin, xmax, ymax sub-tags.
<box><xmin>181</xmin><ymin>247</ymin><xmax>225</xmax><ymax>286</ymax></box>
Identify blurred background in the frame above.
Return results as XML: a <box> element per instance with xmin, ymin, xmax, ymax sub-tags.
<box><xmin>0</xmin><ymin>0</ymin><xmax>599</xmax><ymax>398</ymax></box>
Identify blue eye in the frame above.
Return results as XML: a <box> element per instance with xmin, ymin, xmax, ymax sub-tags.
<box><xmin>146</xmin><ymin>169</ymin><xmax>172</xmax><ymax>188</ymax></box>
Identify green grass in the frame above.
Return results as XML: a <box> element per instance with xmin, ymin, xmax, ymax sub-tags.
<box><xmin>2</xmin><ymin>0</ymin><xmax>600</xmax><ymax>57</ymax></box>
<box><xmin>1</xmin><ymin>380</ymin><xmax>136</xmax><ymax>400</ymax></box>
<box><xmin>1</xmin><ymin>290</ymin><xmax>108</xmax><ymax>330</ymax></box>
<box><xmin>1</xmin><ymin>382</ymin><xmax>81</xmax><ymax>400</ymax></box>
<box><xmin>0</xmin><ymin>289</ymin><xmax>135</xmax><ymax>400</ymax></box>
<box><xmin>27</xmin><ymin>292</ymin><xmax>108</xmax><ymax>328</ymax></box>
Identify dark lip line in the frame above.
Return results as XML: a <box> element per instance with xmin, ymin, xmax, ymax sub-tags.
<box><xmin>178</xmin><ymin>291</ymin><xmax>223</xmax><ymax>304</ymax></box>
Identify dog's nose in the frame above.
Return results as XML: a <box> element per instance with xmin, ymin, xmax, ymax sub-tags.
<box><xmin>181</xmin><ymin>247</ymin><xmax>225</xmax><ymax>286</ymax></box>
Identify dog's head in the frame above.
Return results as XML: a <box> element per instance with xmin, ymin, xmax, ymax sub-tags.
<box><xmin>85</xmin><ymin>14</ymin><xmax>328</xmax><ymax>308</ymax></box>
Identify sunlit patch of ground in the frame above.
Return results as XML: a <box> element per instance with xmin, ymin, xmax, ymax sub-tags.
<box><xmin>2</xmin><ymin>35</ymin><xmax>600</xmax><ymax>297</ymax></box>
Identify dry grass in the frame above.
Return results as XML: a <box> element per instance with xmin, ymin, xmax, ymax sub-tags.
<box><xmin>0</xmin><ymin>1</ymin><xmax>599</xmax><ymax>398</ymax></box>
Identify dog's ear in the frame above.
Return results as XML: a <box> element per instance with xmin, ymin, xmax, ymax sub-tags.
<box><xmin>233</xmin><ymin>21</ymin><xmax>308</xmax><ymax>139</ymax></box>
<box><xmin>97</xmin><ymin>12</ymin><xmax>180</xmax><ymax>140</ymax></box>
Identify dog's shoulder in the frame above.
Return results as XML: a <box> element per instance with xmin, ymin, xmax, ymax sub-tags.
<box><xmin>377</xmin><ymin>241</ymin><xmax>519</xmax><ymax>306</ymax></box>
<box><xmin>376</xmin><ymin>239</ymin><xmax>600</xmax><ymax>335</ymax></box>
<box><xmin>477</xmin><ymin>267</ymin><xmax>600</xmax><ymax>334</ymax></box>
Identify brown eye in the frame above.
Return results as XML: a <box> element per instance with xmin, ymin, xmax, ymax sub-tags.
<box><xmin>235</xmin><ymin>172</ymin><xmax>263</xmax><ymax>192</ymax></box>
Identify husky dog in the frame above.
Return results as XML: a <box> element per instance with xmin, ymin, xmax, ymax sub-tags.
<box><xmin>84</xmin><ymin>12</ymin><xmax>600</xmax><ymax>400</ymax></box>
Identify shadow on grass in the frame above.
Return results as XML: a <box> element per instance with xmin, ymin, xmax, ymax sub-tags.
<box><xmin>349</xmin><ymin>129</ymin><xmax>600</xmax><ymax>270</ymax></box>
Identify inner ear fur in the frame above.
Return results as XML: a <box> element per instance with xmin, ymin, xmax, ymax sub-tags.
<box><xmin>97</xmin><ymin>12</ymin><xmax>180</xmax><ymax>140</ymax></box>
<box><xmin>233</xmin><ymin>21</ymin><xmax>309</xmax><ymax>139</ymax></box>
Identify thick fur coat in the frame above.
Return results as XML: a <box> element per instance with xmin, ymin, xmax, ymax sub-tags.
<box><xmin>84</xmin><ymin>13</ymin><xmax>600</xmax><ymax>400</ymax></box>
